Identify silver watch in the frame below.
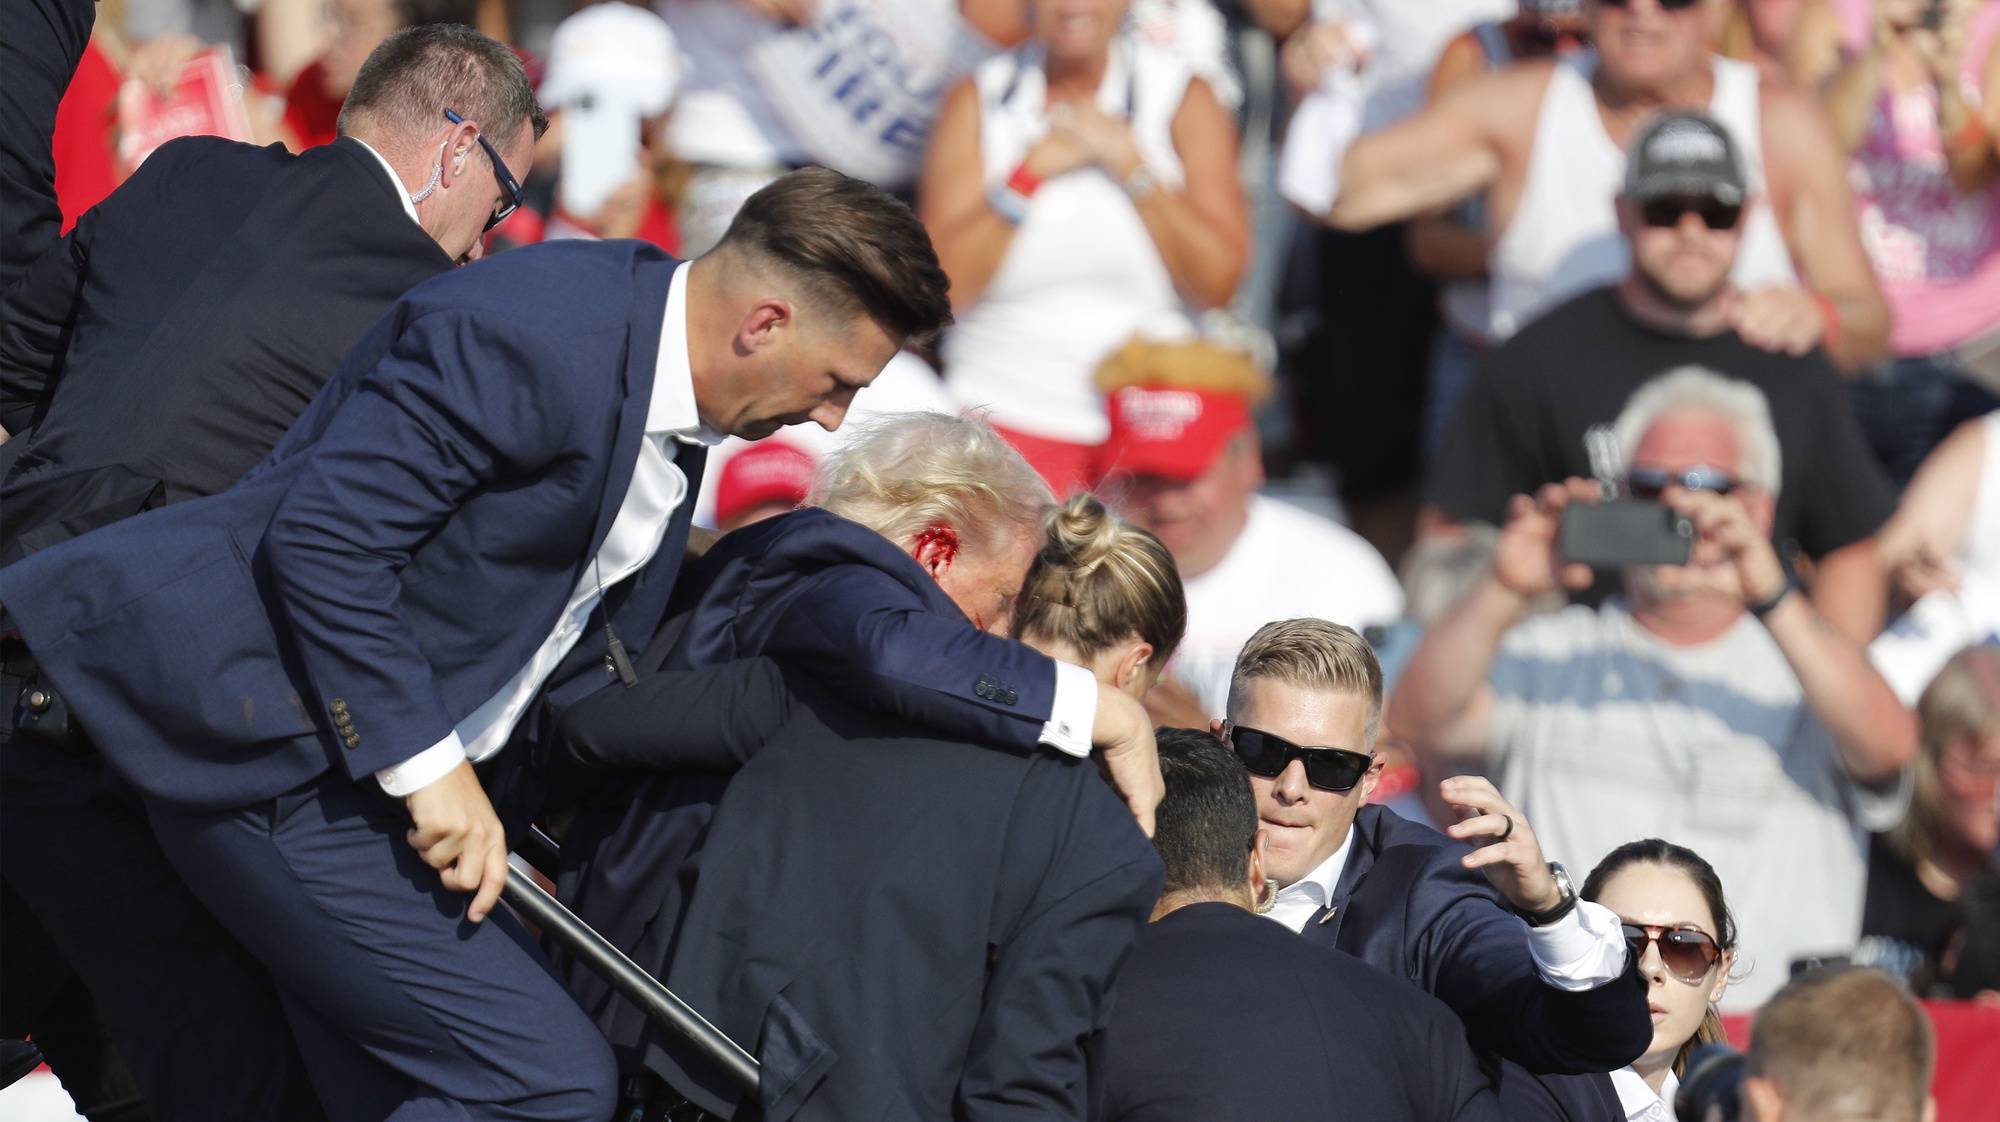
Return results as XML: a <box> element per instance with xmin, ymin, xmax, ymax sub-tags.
<box><xmin>1520</xmin><ymin>862</ymin><xmax>1579</xmax><ymax>927</ymax></box>
<box><xmin>1122</xmin><ymin>164</ymin><xmax>1159</xmax><ymax>200</ymax></box>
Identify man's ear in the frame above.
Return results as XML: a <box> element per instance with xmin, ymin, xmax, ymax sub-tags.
<box><xmin>1741</xmin><ymin>1075</ymin><xmax>1784</xmax><ymax>1122</ymax></box>
<box><xmin>1356</xmin><ymin>751</ymin><xmax>1386</xmax><ymax>801</ymax></box>
<box><xmin>910</xmin><ymin>524</ymin><xmax>962</xmax><ymax>578</ymax></box>
<box><xmin>736</xmin><ymin>298</ymin><xmax>792</xmax><ymax>353</ymax></box>
<box><xmin>1249</xmin><ymin>831</ymin><xmax>1273</xmax><ymax>911</ymax></box>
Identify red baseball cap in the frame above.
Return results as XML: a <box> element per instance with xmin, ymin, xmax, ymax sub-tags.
<box><xmin>714</xmin><ymin>440</ymin><xmax>815</xmax><ymax>526</ymax></box>
<box><xmin>1098</xmin><ymin>384</ymin><xmax>1252</xmax><ymax>482</ymax></box>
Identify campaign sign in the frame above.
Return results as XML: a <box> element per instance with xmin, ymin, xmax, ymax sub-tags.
<box><xmin>117</xmin><ymin>46</ymin><xmax>255</xmax><ymax>174</ymax></box>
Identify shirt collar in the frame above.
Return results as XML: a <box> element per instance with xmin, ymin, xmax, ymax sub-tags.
<box><xmin>351</xmin><ymin>138</ymin><xmax>423</xmax><ymax>226</ymax></box>
<box><xmin>1610</xmin><ymin>1066</ymin><xmax>1679</xmax><ymax>1122</ymax></box>
<box><xmin>652</xmin><ymin>261</ymin><xmax>724</xmax><ymax>446</ymax></box>
<box><xmin>1273</xmin><ymin>824</ymin><xmax>1357</xmax><ymax>909</ymax></box>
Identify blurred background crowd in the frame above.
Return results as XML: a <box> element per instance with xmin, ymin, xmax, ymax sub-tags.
<box><xmin>7</xmin><ymin>0</ymin><xmax>2000</xmax><ymax>1114</ymax></box>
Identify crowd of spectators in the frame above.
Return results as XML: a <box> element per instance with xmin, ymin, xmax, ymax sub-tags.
<box><xmin>8</xmin><ymin>0</ymin><xmax>2000</xmax><ymax>1118</ymax></box>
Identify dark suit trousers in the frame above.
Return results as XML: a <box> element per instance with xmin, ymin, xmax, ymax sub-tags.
<box><xmin>146</xmin><ymin>770</ymin><xmax>618</xmax><ymax>1122</ymax></box>
<box><xmin>0</xmin><ymin>734</ymin><xmax>324</xmax><ymax>1121</ymax></box>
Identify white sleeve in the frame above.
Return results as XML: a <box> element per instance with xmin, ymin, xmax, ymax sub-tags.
<box><xmin>1525</xmin><ymin>899</ymin><xmax>1630</xmax><ymax>991</ymax></box>
<box><xmin>376</xmin><ymin>731</ymin><xmax>469</xmax><ymax>797</ymax></box>
<box><xmin>1039</xmin><ymin>660</ymin><xmax>1098</xmax><ymax>759</ymax></box>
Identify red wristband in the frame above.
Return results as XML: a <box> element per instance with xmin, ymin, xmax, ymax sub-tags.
<box><xmin>1810</xmin><ymin>291</ymin><xmax>1843</xmax><ymax>352</ymax></box>
<box><xmin>1007</xmin><ymin>163</ymin><xmax>1042</xmax><ymax>199</ymax></box>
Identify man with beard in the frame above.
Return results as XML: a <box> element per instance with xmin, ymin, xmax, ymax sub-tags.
<box><xmin>1388</xmin><ymin>366</ymin><xmax>1918</xmax><ymax>1010</ymax></box>
<box><xmin>1421</xmin><ymin>112</ymin><xmax>1894</xmax><ymax>640</ymax></box>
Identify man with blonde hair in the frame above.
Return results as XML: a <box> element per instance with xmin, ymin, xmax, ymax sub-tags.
<box><xmin>1219</xmin><ymin>617</ymin><xmax>1648</xmax><ymax>1122</ymax></box>
<box><xmin>1744</xmin><ymin>967</ymin><xmax>1935</xmax><ymax>1122</ymax></box>
<box><xmin>545</xmin><ymin>410</ymin><xmax>1164</xmax><ymax>1118</ymax></box>
<box><xmin>1390</xmin><ymin>368</ymin><xmax>1919</xmax><ymax>1008</ymax></box>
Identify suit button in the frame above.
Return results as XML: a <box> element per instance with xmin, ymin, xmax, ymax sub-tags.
<box><xmin>1001</xmin><ymin>690</ymin><xmax>1018</xmax><ymax>706</ymax></box>
<box><xmin>343</xmin><ymin>733</ymin><xmax>361</xmax><ymax>749</ymax></box>
<box><xmin>331</xmin><ymin>698</ymin><xmax>348</xmax><ymax>714</ymax></box>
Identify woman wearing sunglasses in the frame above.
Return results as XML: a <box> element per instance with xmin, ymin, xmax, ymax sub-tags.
<box><xmin>1581</xmin><ymin>839</ymin><xmax>1737</xmax><ymax>1122</ymax></box>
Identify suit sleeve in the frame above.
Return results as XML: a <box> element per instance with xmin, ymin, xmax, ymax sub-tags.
<box><xmin>957</xmin><ymin>779</ymin><xmax>1162</xmax><ymax>1121</ymax></box>
<box><xmin>758</xmin><ymin>565</ymin><xmax>1065</xmax><ymax>753</ymax></box>
<box><xmin>550</xmin><ymin>658</ymin><xmax>792</xmax><ymax>774</ymax></box>
<box><xmin>0</xmin><ymin>214</ymin><xmax>86</xmax><ymax>433</ymax></box>
<box><xmin>1418</xmin><ymin>869</ymin><xmax>1653</xmax><ymax>1075</ymax></box>
<box><xmin>261</xmin><ymin>308</ymin><xmax>589</xmax><ymax>781</ymax></box>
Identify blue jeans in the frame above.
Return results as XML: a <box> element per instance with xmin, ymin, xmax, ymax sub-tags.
<box><xmin>1847</xmin><ymin>353</ymin><xmax>2000</xmax><ymax>488</ymax></box>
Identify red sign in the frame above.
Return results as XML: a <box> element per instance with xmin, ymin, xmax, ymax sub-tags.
<box><xmin>116</xmin><ymin>46</ymin><xmax>254</xmax><ymax>174</ymax></box>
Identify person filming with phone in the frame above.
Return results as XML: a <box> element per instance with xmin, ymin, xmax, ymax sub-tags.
<box><xmin>1389</xmin><ymin>366</ymin><xmax>1919</xmax><ymax>1010</ymax></box>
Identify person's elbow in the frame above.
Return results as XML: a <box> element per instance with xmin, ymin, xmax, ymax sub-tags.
<box><xmin>1183</xmin><ymin>251</ymin><xmax>1247</xmax><ymax>310</ymax></box>
<box><xmin>1845</xmin><ymin>702</ymin><xmax>1919</xmax><ymax>786</ymax></box>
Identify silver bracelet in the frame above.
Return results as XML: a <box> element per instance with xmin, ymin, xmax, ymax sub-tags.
<box><xmin>986</xmin><ymin>182</ymin><xmax>1029</xmax><ymax>225</ymax></box>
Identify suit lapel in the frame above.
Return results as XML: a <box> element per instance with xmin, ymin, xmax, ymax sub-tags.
<box><xmin>583</xmin><ymin>253</ymin><xmax>679</xmax><ymax>563</ymax></box>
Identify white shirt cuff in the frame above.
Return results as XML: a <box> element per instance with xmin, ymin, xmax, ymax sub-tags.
<box><xmin>1525</xmin><ymin>899</ymin><xmax>1630</xmax><ymax>991</ymax></box>
<box><xmin>375</xmin><ymin>732</ymin><xmax>468</xmax><ymax>797</ymax></box>
<box><xmin>1039</xmin><ymin>661</ymin><xmax>1097</xmax><ymax>759</ymax></box>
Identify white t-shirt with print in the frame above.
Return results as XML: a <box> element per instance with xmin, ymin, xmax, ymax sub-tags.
<box><xmin>1172</xmin><ymin>494</ymin><xmax>1404</xmax><ymax>716</ymax></box>
<box><xmin>1487</xmin><ymin>602</ymin><xmax>1911</xmax><ymax>1010</ymax></box>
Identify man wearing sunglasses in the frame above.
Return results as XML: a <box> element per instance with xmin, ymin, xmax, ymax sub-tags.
<box><xmin>1392</xmin><ymin>368</ymin><xmax>1918</xmax><ymax>1014</ymax></box>
<box><xmin>1286</xmin><ymin>0</ymin><xmax>1887</xmax><ymax>369</ymax></box>
<box><xmin>0</xmin><ymin>23</ymin><xmax>541</xmax><ymax>1121</ymax></box>
<box><xmin>1421</xmin><ymin>111</ymin><xmax>1895</xmax><ymax>643</ymax></box>
<box><xmin>1221</xmin><ymin>618</ymin><xmax>1651</xmax><ymax>1122</ymax></box>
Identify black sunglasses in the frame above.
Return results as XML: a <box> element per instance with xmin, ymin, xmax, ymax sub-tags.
<box><xmin>1227</xmin><ymin>725</ymin><xmax>1374</xmax><ymax>793</ymax></box>
<box><xmin>1640</xmin><ymin>194</ymin><xmax>1743</xmax><ymax>231</ymax></box>
<box><xmin>1622</xmin><ymin>923</ymin><xmax>1722</xmax><ymax>984</ymax></box>
<box><xmin>1625</xmin><ymin>464</ymin><xmax>1739</xmax><ymax>500</ymax></box>
<box><xmin>1597</xmin><ymin>0</ymin><xmax>1703</xmax><ymax>10</ymax></box>
<box><xmin>444</xmin><ymin>108</ymin><xmax>524</xmax><ymax>232</ymax></box>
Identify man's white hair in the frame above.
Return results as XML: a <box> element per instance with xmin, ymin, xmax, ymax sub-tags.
<box><xmin>1611</xmin><ymin>366</ymin><xmax>1782</xmax><ymax>497</ymax></box>
<box><xmin>809</xmin><ymin>411</ymin><xmax>1054</xmax><ymax>549</ymax></box>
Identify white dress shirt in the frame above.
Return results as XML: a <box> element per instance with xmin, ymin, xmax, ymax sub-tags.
<box><xmin>1265</xmin><ymin>824</ymin><xmax>1632</xmax><ymax>990</ymax></box>
<box><xmin>354</xmin><ymin>139</ymin><xmax>423</xmax><ymax>225</ymax></box>
<box><xmin>1611</xmin><ymin>1067</ymin><xmax>1680</xmax><ymax>1122</ymax></box>
<box><xmin>378</xmin><ymin>262</ymin><xmax>718</xmax><ymax>794</ymax></box>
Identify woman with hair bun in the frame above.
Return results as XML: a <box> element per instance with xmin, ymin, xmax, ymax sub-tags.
<box><xmin>1012</xmin><ymin>492</ymin><xmax>1187</xmax><ymax>701</ymax></box>
<box><xmin>1581</xmin><ymin>839</ymin><xmax>1739</xmax><ymax>1121</ymax></box>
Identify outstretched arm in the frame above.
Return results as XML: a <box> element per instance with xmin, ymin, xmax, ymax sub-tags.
<box><xmin>550</xmin><ymin>658</ymin><xmax>794</xmax><ymax>774</ymax></box>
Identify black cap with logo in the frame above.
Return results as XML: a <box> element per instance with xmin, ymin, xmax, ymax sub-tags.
<box><xmin>1623</xmin><ymin>111</ymin><xmax>1748</xmax><ymax>206</ymax></box>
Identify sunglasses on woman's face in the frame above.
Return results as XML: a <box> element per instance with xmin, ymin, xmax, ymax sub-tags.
<box><xmin>1597</xmin><ymin>0</ymin><xmax>1703</xmax><ymax>11</ymax></box>
<box><xmin>1227</xmin><ymin>725</ymin><xmax>1374</xmax><ymax>793</ymax></box>
<box><xmin>1622</xmin><ymin>923</ymin><xmax>1722</xmax><ymax>984</ymax></box>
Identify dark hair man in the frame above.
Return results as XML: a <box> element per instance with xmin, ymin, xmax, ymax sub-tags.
<box><xmin>1090</xmin><ymin>727</ymin><xmax>1504</xmax><ymax>1121</ymax></box>
<box><xmin>0</xmin><ymin>22</ymin><xmax>543</xmax><ymax>1121</ymax></box>
<box><xmin>1221</xmin><ymin>618</ymin><xmax>1651</xmax><ymax>1122</ymax></box>
<box><xmin>1744</xmin><ymin>967</ymin><xmax>1935</xmax><ymax>1122</ymax></box>
<box><xmin>0</xmin><ymin>165</ymin><xmax>950</xmax><ymax>1120</ymax></box>
<box><xmin>1419</xmin><ymin>112</ymin><xmax>1896</xmax><ymax>641</ymax></box>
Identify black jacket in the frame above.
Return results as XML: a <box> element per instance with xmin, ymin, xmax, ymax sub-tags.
<box><xmin>554</xmin><ymin>665</ymin><xmax>1162</xmax><ymax>1122</ymax></box>
<box><xmin>1302</xmin><ymin>805</ymin><xmax>1652</xmax><ymax>1121</ymax></box>
<box><xmin>0</xmin><ymin>135</ymin><xmax>450</xmax><ymax>556</ymax></box>
<box><xmin>1092</xmin><ymin>901</ymin><xmax>1505</xmax><ymax>1122</ymax></box>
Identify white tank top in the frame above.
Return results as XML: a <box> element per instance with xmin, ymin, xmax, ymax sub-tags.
<box><xmin>942</xmin><ymin>39</ymin><xmax>1199</xmax><ymax>444</ymax></box>
<box><xmin>1487</xmin><ymin>53</ymin><xmax>1798</xmax><ymax>340</ymax></box>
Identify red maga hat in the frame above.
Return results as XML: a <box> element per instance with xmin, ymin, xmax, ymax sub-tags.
<box><xmin>1099</xmin><ymin>384</ymin><xmax>1253</xmax><ymax>482</ymax></box>
<box><xmin>713</xmin><ymin>440</ymin><xmax>815</xmax><ymax>526</ymax></box>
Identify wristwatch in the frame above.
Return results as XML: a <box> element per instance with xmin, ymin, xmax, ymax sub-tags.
<box><xmin>1748</xmin><ymin>574</ymin><xmax>1798</xmax><ymax>619</ymax></box>
<box><xmin>1518</xmin><ymin>862</ymin><xmax>1579</xmax><ymax>928</ymax></box>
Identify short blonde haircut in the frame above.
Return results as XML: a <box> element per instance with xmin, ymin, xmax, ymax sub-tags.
<box><xmin>1748</xmin><ymin>967</ymin><xmax>1933</xmax><ymax>1122</ymax></box>
<box><xmin>809</xmin><ymin>411</ymin><xmax>1053</xmax><ymax>552</ymax></box>
<box><xmin>1013</xmin><ymin>493</ymin><xmax>1187</xmax><ymax>670</ymax></box>
<box><xmin>1611</xmin><ymin>366</ymin><xmax>1783</xmax><ymax>497</ymax></box>
<box><xmin>1226</xmin><ymin>619</ymin><xmax>1383</xmax><ymax>748</ymax></box>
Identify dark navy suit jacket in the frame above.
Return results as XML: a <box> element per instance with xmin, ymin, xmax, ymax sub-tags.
<box><xmin>552</xmin><ymin>506</ymin><xmax>1081</xmax><ymax>1020</ymax></box>
<box><xmin>0</xmin><ymin>240</ymin><xmax>701</xmax><ymax>809</ymax></box>
<box><xmin>1091</xmin><ymin>902</ymin><xmax>1505</xmax><ymax>1122</ymax></box>
<box><xmin>1301</xmin><ymin>805</ymin><xmax>1651</xmax><ymax>1121</ymax></box>
<box><xmin>565</xmin><ymin>673</ymin><xmax>1162</xmax><ymax>1121</ymax></box>
<box><xmin>0</xmin><ymin>137</ymin><xmax>452</xmax><ymax>553</ymax></box>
